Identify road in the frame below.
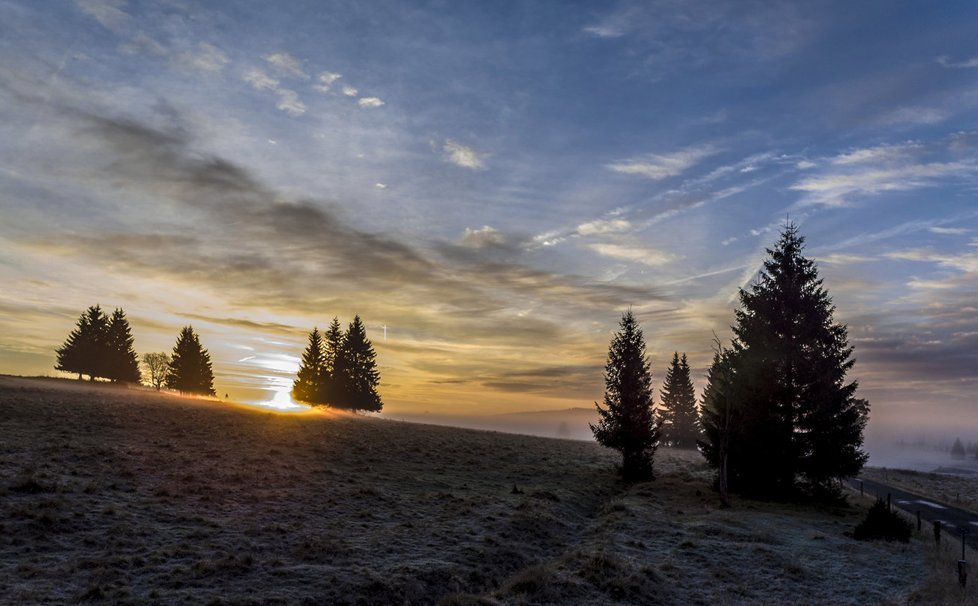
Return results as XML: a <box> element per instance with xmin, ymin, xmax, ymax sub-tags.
<box><xmin>849</xmin><ymin>477</ymin><xmax>978</xmax><ymax>552</ymax></box>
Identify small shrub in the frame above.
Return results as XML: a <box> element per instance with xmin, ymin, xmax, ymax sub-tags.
<box><xmin>853</xmin><ymin>498</ymin><xmax>911</xmax><ymax>542</ymax></box>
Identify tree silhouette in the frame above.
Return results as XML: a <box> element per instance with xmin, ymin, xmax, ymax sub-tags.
<box><xmin>142</xmin><ymin>352</ymin><xmax>170</xmax><ymax>390</ymax></box>
<box><xmin>334</xmin><ymin>315</ymin><xmax>382</xmax><ymax>411</ymax></box>
<box><xmin>700</xmin><ymin>223</ymin><xmax>869</xmax><ymax>498</ymax></box>
<box><xmin>590</xmin><ymin>311</ymin><xmax>659</xmax><ymax>481</ymax></box>
<box><xmin>659</xmin><ymin>352</ymin><xmax>699</xmax><ymax>448</ymax></box>
<box><xmin>166</xmin><ymin>326</ymin><xmax>215</xmax><ymax>395</ymax></box>
<box><xmin>321</xmin><ymin>317</ymin><xmax>344</xmax><ymax>404</ymax></box>
<box><xmin>56</xmin><ymin>305</ymin><xmax>141</xmax><ymax>382</ymax></box>
<box><xmin>292</xmin><ymin>328</ymin><xmax>326</xmax><ymax>404</ymax></box>
<box><xmin>951</xmin><ymin>438</ymin><xmax>966</xmax><ymax>459</ymax></box>
<box><xmin>698</xmin><ymin>341</ymin><xmax>738</xmax><ymax>507</ymax></box>
<box><xmin>106</xmin><ymin>308</ymin><xmax>141</xmax><ymax>383</ymax></box>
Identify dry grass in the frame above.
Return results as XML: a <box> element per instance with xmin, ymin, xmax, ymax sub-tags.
<box><xmin>0</xmin><ymin>376</ymin><xmax>934</xmax><ymax>604</ymax></box>
<box><xmin>861</xmin><ymin>467</ymin><xmax>978</xmax><ymax>514</ymax></box>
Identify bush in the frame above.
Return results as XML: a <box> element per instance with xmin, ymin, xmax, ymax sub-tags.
<box><xmin>853</xmin><ymin>499</ymin><xmax>911</xmax><ymax>542</ymax></box>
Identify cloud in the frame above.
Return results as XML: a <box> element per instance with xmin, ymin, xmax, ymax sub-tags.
<box><xmin>313</xmin><ymin>71</ymin><xmax>342</xmax><ymax>92</ymax></box>
<box><xmin>342</xmin><ymin>86</ymin><xmax>358</xmax><ymax>97</ymax></box>
<box><xmin>442</xmin><ymin>140</ymin><xmax>488</xmax><ymax>169</ymax></box>
<box><xmin>76</xmin><ymin>0</ymin><xmax>130</xmax><ymax>33</ymax></box>
<box><xmin>263</xmin><ymin>52</ymin><xmax>308</xmax><ymax>79</ymax></box>
<box><xmin>274</xmin><ymin>89</ymin><xmax>306</xmax><ymax>116</ymax></box>
<box><xmin>816</xmin><ymin>253</ymin><xmax>876</xmax><ymax>265</ymax></box>
<box><xmin>177</xmin><ymin>43</ymin><xmax>229</xmax><ymax>72</ymax></box>
<box><xmin>796</xmin><ymin>160</ymin><xmax>816</xmax><ymax>169</ymax></box>
<box><xmin>876</xmin><ymin>106</ymin><xmax>947</xmax><ymax>126</ymax></box>
<box><xmin>588</xmin><ymin>243</ymin><xmax>674</xmax><ymax>266</ymax></box>
<box><xmin>791</xmin><ymin>160</ymin><xmax>978</xmax><ymax>207</ymax></box>
<box><xmin>607</xmin><ymin>145</ymin><xmax>717</xmax><ymax>180</ymax></box>
<box><xmin>375</xmin><ymin>183</ymin><xmax>387</xmax><ymax>189</ymax></box>
<box><xmin>358</xmin><ymin>97</ymin><xmax>384</xmax><ymax>108</ymax></box>
<box><xmin>457</xmin><ymin>226</ymin><xmax>506</xmax><ymax>249</ymax></box>
<box><xmin>937</xmin><ymin>55</ymin><xmax>978</xmax><ymax>69</ymax></box>
<box><xmin>886</xmin><ymin>249</ymin><xmax>978</xmax><ymax>274</ymax></box>
<box><xmin>576</xmin><ymin>218</ymin><xmax>632</xmax><ymax>236</ymax></box>
<box><xmin>928</xmin><ymin>226</ymin><xmax>969</xmax><ymax>236</ymax></box>
<box><xmin>831</xmin><ymin>143</ymin><xmax>921</xmax><ymax>165</ymax></box>
<box><xmin>582</xmin><ymin>24</ymin><xmax>626</xmax><ymax>38</ymax></box>
<box><xmin>122</xmin><ymin>32</ymin><xmax>167</xmax><ymax>57</ymax></box>
<box><xmin>243</xmin><ymin>68</ymin><xmax>279</xmax><ymax>91</ymax></box>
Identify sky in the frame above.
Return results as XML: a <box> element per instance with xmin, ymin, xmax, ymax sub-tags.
<box><xmin>1</xmin><ymin>1</ymin><xmax>977</xmax><ymax>444</ymax></box>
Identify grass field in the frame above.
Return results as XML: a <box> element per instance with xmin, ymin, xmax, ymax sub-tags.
<box><xmin>0</xmin><ymin>376</ymin><xmax>939</xmax><ymax>604</ymax></box>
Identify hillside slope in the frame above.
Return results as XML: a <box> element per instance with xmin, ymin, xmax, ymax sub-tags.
<box><xmin>0</xmin><ymin>377</ymin><xmax>923</xmax><ymax>604</ymax></box>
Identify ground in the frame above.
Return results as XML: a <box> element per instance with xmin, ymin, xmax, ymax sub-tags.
<box><xmin>0</xmin><ymin>376</ymin><xmax>937</xmax><ymax>604</ymax></box>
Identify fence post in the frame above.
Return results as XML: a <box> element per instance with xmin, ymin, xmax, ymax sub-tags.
<box><xmin>934</xmin><ymin>520</ymin><xmax>941</xmax><ymax>547</ymax></box>
<box><xmin>916</xmin><ymin>510</ymin><xmax>921</xmax><ymax>532</ymax></box>
<box><xmin>960</xmin><ymin>528</ymin><xmax>969</xmax><ymax>588</ymax></box>
<box><xmin>860</xmin><ymin>480</ymin><xmax>863</xmax><ymax>496</ymax></box>
<box><xmin>887</xmin><ymin>493</ymin><xmax>891</xmax><ymax>512</ymax></box>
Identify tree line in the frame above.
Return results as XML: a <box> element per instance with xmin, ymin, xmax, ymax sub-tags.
<box><xmin>54</xmin><ymin>307</ymin><xmax>383</xmax><ymax>411</ymax></box>
<box><xmin>56</xmin><ymin>308</ymin><xmax>216</xmax><ymax>396</ymax></box>
<box><xmin>592</xmin><ymin>224</ymin><xmax>869</xmax><ymax>502</ymax></box>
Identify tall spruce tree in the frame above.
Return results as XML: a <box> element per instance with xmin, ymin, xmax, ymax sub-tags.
<box><xmin>106</xmin><ymin>308</ymin><xmax>141</xmax><ymax>383</ymax></box>
<box><xmin>292</xmin><ymin>328</ymin><xmax>326</xmax><ymax>405</ymax></box>
<box><xmin>700</xmin><ymin>223</ymin><xmax>869</xmax><ymax>498</ymax></box>
<box><xmin>166</xmin><ymin>326</ymin><xmax>216</xmax><ymax>395</ymax></box>
<box><xmin>659</xmin><ymin>352</ymin><xmax>699</xmax><ymax>448</ymax></box>
<box><xmin>698</xmin><ymin>342</ymin><xmax>739</xmax><ymax>507</ymax></box>
<box><xmin>590</xmin><ymin>311</ymin><xmax>659</xmax><ymax>481</ymax></box>
<box><xmin>334</xmin><ymin>315</ymin><xmax>382</xmax><ymax>411</ymax></box>
<box><xmin>55</xmin><ymin>305</ymin><xmax>110</xmax><ymax>380</ymax></box>
<box><xmin>321</xmin><ymin>317</ymin><xmax>344</xmax><ymax>404</ymax></box>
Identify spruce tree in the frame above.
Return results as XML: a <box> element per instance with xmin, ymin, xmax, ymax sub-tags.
<box><xmin>106</xmin><ymin>308</ymin><xmax>141</xmax><ymax>383</ymax></box>
<box><xmin>321</xmin><ymin>317</ymin><xmax>344</xmax><ymax>404</ymax></box>
<box><xmin>701</xmin><ymin>223</ymin><xmax>869</xmax><ymax>498</ymax></box>
<box><xmin>292</xmin><ymin>328</ymin><xmax>326</xmax><ymax>405</ymax></box>
<box><xmin>166</xmin><ymin>326</ymin><xmax>216</xmax><ymax>395</ymax></box>
<box><xmin>698</xmin><ymin>342</ymin><xmax>739</xmax><ymax>507</ymax></box>
<box><xmin>334</xmin><ymin>315</ymin><xmax>382</xmax><ymax>411</ymax></box>
<box><xmin>590</xmin><ymin>311</ymin><xmax>659</xmax><ymax>481</ymax></box>
<box><xmin>659</xmin><ymin>352</ymin><xmax>699</xmax><ymax>448</ymax></box>
<box><xmin>55</xmin><ymin>305</ymin><xmax>109</xmax><ymax>380</ymax></box>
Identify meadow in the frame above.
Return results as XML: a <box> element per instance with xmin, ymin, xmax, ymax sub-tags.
<box><xmin>0</xmin><ymin>376</ymin><xmax>946</xmax><ymax>604</ymax></box>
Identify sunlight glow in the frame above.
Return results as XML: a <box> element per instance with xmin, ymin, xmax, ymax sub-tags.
<box><xmin>253</xmin><ymin>374</ymin><xmax>307</xmax><ymax>411</ymax></box>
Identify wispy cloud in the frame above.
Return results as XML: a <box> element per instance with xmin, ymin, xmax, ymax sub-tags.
<box><xmin>608</xmin><ymin>145</ymin><xmax>717</xmax><ymax>180</ymax></box>
<box><xmin>457</xmin><ymin>226</ymin><xmax>506</xmax><ymax>249</ymax></box>
<box><xmin>886</xmin><ymin>249</ymin><xmax>978</xmax><ymax>273</ymax></box>
<box><xmin>929</xmin><ymin>226</ymin><xmax>969</xmax><ymax>236</ymax></box>
<box><xmin>76</xmin><ymin>0</ymin><xmax>130</xmax><ymax>33</ymax></box>
<box><xmin>341</xmin><ymin>85</ymin><xmax>358</xmax><ymax>97</ymax></box>
<box><xmin>582</xmin><ymin>24</ymin><xmax>626</xmax><ymax>38</ymax></box>
<box><xmin>313</xmin><ymin>71</ymin><xmax>342</xmax><ymax>92</ymax></box>
<box><xmin>792</xmin><ymin>154</ymin><xmax>978</xmax><ymax>207</ymax></box>
<box><xmin>831</xmin><ymin>142</ymin><xmax>921</xmax><ymax>165</ymax></box>
<box><xmin>937</xmin><ymin>55</ymin><xmax>978</xmax><ymax>69</ymax></box>
<box><xmin>177</xmin><ymin>43</ymin><xmax>229</xmax><ymax>72</ymax></box>
<box><xmin>576</xmin><ymin>218</ymin><xmax>632</xmax><ymax>236</ymax></box>
<box><xmin>263</xmin><ymin>52</ymin><xmax>308</xmax><ymax>79</ymax></box>
<box><xmin>442</xmin><ymin>140</ymin><xmax>488</xmax><ymax>169</ymax></box>
<box><xmin>274</xmin><ymin>89</ymin><xmax>306</xmax><ymax>116</ymax></box>
<box><xmin>243</xmin><ymin>68</ymin><xmax>278</xmax><ymax>91</ymax></box>
<box><xmin>588</xmin><ymin>243</ymin><xmax>674</xmax><ymax>266</ymax></box>
<box><xmin>358</xmin><ymin>97</ymin><xmax>384</xmax><ymax>108</ymax></box>
<box><xmin>876</xmin><ymin>106</ymin><xmax>947</xmax><ymax>126</ymax></box>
